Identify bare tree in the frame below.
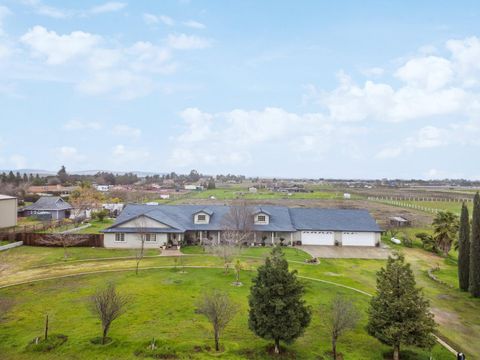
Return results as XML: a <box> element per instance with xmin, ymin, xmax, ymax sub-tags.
<box><xmin>36</xmin><ymin>234</ymin><xmax>90</xmax><ymax>259</ymax></box>
<box><xmin>326</xmin><ymin>295</ymin><xmax>360</xmax><ymax>359</ymax></box>
<box><xmin>196</xmin><ymin>290</ymin><xmax>238</xmax><ymax>351</ymax></box>
<box><xmin>89</xmin><ymin>283</ymin><xmax>129</xmax><ymax>345</ymax></box>
<box><xmin>69</xmin><ymin>182</ymin><xmax>104</xmax><ymax>219</ymax></box>
<box><xmin>209</xmin><ymin>202</ymin><xmax>254</xmax><ymax>274</ymax></box>
<box><xmin>221</xmin><ymin>201</ymin><xmax>254</xmax><ymax>245</ymax></box>
<box><xmin>233</xmin><ymin>260</ymin><xmax>242</xmax><ymax>286</ymax></box>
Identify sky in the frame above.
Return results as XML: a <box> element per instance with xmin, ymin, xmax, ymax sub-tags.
<box><xmin>1</xmin><ymin>0</ymin><xmax>480</xmax><ymax>179</ymax></box>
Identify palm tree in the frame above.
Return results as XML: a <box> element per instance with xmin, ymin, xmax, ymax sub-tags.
<box><xmin>432</xmin><ymin>211</ymin><xmax>459</xmax><ymax>256</ymax></box>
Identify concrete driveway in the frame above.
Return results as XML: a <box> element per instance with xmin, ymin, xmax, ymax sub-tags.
<box><xmin>300</xmin><ymin>245</ymin><xmax>390</xmax><ymax>259</ymax></box>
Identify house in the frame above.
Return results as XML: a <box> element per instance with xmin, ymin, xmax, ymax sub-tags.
<box><xmin>343</xmin><ymin>193</ymin><xmax>351</xmax><ymax>199</ymax></box>
<box><xmin>95</xmin><ymin>185</ymin><xmax>111</xmax><ymax>192</ymax></box>
<box><xmin>19</xmin><ymin>196</ymin><xmax>73</xmax><ymax>220</ymax></box>
<box><xmin>0</xmin><ymin>194</ymin><xmax>17</xmax><ymax>228</ymax></box>
<box><xmin>249</xmin><ymin>187</ymin><xmax>258</xmax><ymax>193</ymax></box>
<box><xmin>102</xmin><ymin>204</ymin><xmax>382</xmax><ymax>249</ymax></box>
<box><xmin>184</xmin><ymin>184</ymin><xmax>204</xmax><ymax>191</ymax></box>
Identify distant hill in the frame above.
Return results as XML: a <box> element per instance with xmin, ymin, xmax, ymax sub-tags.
<box><xmin>0</xmin><ymin>169</ymin><xmax>166</xmax><ymax>177</ymax></box>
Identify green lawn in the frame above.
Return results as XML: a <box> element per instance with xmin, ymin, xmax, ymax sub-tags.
<box><xmin>0</xmin><ymin>267</ymin><xmax>451</xmax><ymax>360</ymax></box>
<box><xmin>0</xmin><ymin>244</ymin><xmax>476</xmax><ymax>359</ymax></box>
<box><xmin>74</xmin><ymin>219</ymin><xmax>115</xmax><ymax>234</ymax></box>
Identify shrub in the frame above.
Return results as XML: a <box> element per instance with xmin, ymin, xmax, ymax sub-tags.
<box><xmin>26</xmin><ymin>334</ymin><xmax>67</xmax><ymax>352</ymax></box>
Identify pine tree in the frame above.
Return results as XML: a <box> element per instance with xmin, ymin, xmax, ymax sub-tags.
<box><xmin>248</xmin><ymin>247</ymin><xmax>311</xmax><ymax>354</ymax></box>
<box><xmin>367</xmin><ymin>253</ymin><xmax>436</xmax><ymax>360</ymax></box>
<box><xmin>469</xmin><ymin>192</ymin><xmax>480</xmax><ymax>297</ymax></box>
<box><xmin>458</xmin><ymin>203</ymin><xmax>470</xmax><ymax>291</ymax></box>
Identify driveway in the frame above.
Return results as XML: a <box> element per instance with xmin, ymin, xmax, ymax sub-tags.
<box><xmin>300</xmin><ymin>245</ymin><xmax>390</xmax><ymax>259</ymax></box>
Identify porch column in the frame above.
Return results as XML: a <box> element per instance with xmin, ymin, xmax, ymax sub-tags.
<box><xmin>290</xmin><ymin>232</ymin><xmax>293</xmax><ymax>246</ymax></box>
<box><xmin>217</xmin><ymin>231</ymin><xmax>221</xmax><ymax>245</ymax></box>
<box><xmin>254</xmin><ymin>232</ymin><xmax>257</xmax><ymax>244</ymax></box>
<box><xmin>271</xmin><ymin>232</ymin><xmax>274</xmax><ymax>245</ymax></box>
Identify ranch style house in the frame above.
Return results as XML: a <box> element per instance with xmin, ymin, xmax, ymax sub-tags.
<box><xmin>102</xmin><ymin>204</ymin><xmax>382</xmax><ymax>248</ymax></box>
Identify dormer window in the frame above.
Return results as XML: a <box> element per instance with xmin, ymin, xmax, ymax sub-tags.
<box><xmin>194</xmin><ymin>210</ymin><xmax>211</xmax><ymax>224</ymax></box>
<box><xmin>254</xmin><ymin>212</ymin><xmax>269</xmax><ymax>225</ymax></box>
<box><xmin>198</xmin><ymin>214</ymin><xmax>206</xmax><ymax>221</ymax></box>
<box><xmin>258</xmin><ymin>215</ymin><xmax>266</xmax><ymax>222</ymax></box>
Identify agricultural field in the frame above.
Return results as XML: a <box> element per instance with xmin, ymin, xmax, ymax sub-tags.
<box><xmin>0</xmin><ymin>244</ymin><xmax>478</xmax><ymax>359</ymax></box>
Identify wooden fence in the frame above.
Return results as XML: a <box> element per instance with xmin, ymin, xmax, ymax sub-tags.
<box><xmin>3</xmin><ymin>233</ymin><xmax>104</xmax><ymax>247</ymax></box>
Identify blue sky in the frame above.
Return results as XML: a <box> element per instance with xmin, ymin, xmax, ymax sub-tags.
<box><xmin>1</xmin><ymin>0</ymin><xmax>480</xmax><ymax>179</ymax></box>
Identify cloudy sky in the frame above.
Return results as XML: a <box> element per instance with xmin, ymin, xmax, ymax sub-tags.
<box><xmin>1</xmin><ymin>0</ymin><xmax>480</xmax><ymax>179</ymax></box>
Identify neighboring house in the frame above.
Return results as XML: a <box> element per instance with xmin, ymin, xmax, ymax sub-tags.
<box><xmin>0</xmin><ymin>194</ymin><xmax>17</xmax><ymax>228</ymax></box>
<box><xmin>19</xmin><ymin>196</ymin><xmax>73</xmax><ymax>220</ymax></box>
<box><xmin>102</xmin><ymin>204</ymin><xmax>381</xmax><ymax>249</ymax></box>
<box><xmin>95</xmin><ymin>185</ymin><xmax>111</xmax><ymax>192</ymax></box>
<box><xmin>184</xmin><ymin>184</ymin><xmax>204</xmax><ymax>191</ymax></box>
<box><xmin>389</xmin><ymin>216</ymin><xmax>411</xmax><ymax>227</ymax></box>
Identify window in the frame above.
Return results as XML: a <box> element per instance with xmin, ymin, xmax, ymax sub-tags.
<box><xmin>197</xmin><ymin>214</ymin><xmax>206</xmax><ymax>221</ymax></box>
<box><xmin>145</xmin><ymin>234</ymin><xmax>156</xmax><ymax>242</ymax></box>
<box><xmin>115</xmin><ymin>233</ymin><xmax>125</xmax><ymax>242</ymax></box>
<box><xmin>257</xmin><ymin>215</ymin><xmax>266</xmax><ymax>222</ymax></box>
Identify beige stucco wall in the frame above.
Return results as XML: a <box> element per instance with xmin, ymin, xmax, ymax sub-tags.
<box><xmin>104</xmin><ymin>233</ymin><xmax>168</xmax><ymax>248</ymax></box>
<box><xmin>0</xmin><ymin>197</ymin><xmax>17</xmax><ymax>228</ymax></box>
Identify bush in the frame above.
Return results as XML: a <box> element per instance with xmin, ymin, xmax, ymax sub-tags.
<box><xmin>91</xmin><ymin>209</ymin><xmax>109</xmax><ymax>222</ymax></box>
<box><xmin>26</xmin><ymin>334</ymin><xmax>68</xmax><ymax>352</ymax></box>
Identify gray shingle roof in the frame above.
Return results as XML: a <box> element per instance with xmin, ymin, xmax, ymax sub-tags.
<box><xmin>104</xmin><ymin>204</ymin><xmax>381</xmax><ymax>233</ymax></box>
<box><xmin>21</xmin><ymin>196</ymin><xmax>73</xmax><ymax>211</ymax></box>
<box><xmin>289</xmin><ymin>208</ymin><xmax>382</xmax><ymax>232</ymax></box>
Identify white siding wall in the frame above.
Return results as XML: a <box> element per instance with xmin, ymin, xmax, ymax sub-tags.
<box><xmin>118</xmin><ymin>216</ymin><xmax>170</xmax><ymax>228</ymax></box>
<box><xmin>104</xmin><ymin>233</ymin><xmax>168</xmax><ymax>248</ymax></box>
<box><xmin>194</xmin><ymin>212</ymin><xmax>210</xmax><ymax>224</ymax></box>
<box><xmin>254</xmin><ymin>213</ymin><xmax>269</xmax><ymax>225</ymax></box>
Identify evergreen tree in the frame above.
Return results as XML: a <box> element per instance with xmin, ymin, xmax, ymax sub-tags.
<box><xmin>469</xmin><ymin>192</ymin><xmax>480</xmax><ymax>297</ymax></box>
<box><xmin>248</xmin><ymin>247</ymin><xmax>311</xmax><ymax>354</ymax></box>
<box><xmin>57</xmin><ymin>166</ymin><xmax>68</xmax><ymax>184</ymax></box>
<box><xmin>458</xmin><ymin>203</ymin><xmax>470</xmax><ymax>291</ymax></box>
<box><xmin>367</xmin><ymin>253</ymin><xmax>436</xmax><ymax>360</ymax></box>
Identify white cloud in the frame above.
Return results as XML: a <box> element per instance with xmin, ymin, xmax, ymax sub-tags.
<box><xmin>0</xmin><ymin>5</ymin><xmax>12</xmax><ymax>35</ymax></box>
<box><xmin>56</xmin><ymin>146</ymin><xmax>86</xmax><ymax>162</ymax></box>
<box><xmin>20</xmin><ymin>26</ymin><xmax>101</xmax><ymax>65</ymax></box>
<box><xmin>361</xmin><ymin>67</ymin><xmax>384</xmax><ymax>77</ymax></box>
<box><xmin>112</xmin><ymin>124</ymin><xmax>142</xmax><ymax>139</ymax></box>
<box><xmin>169</xmin><ymin>107</ymin><xmax>364</xmax><ymax>168</ymax></box>
<box><xmin>183</xmin><ymin>20</ymin><xmax>206</xmax><ymax>29</ymax></box>
<box><xmin>63</xmin><ymin>119</ymin><xmax>102</xmax><ymax>131</ymax></box>
<box><xmin>166</xmin><ymin>34</ymin><xmax>211</xmax><ymax>50</ymax></box>
<box><xmin>20</xmin><ymin>0</ymin><xmax>69</xmax><ymax>18</ymax></box>
<box><xmin>90</xmin><ymin>2</ymin><xmax>127</xmax><ymax>14</ymax></box>
<box><xmin>395</xmin><ymin>56</ymin><xmax>453</xmax><ymax>91</ymax></box>
<box><xmin>143</xmin><ymin>13</ymin><xmax>175</xmax><ymax>26</ymax></box>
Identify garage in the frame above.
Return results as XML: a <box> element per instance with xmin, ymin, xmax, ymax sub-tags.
<box><xmin>342</xmin><ymin>231</ymin><xmax>376</xmax><ymax>246</ymax></box>
<box><xmin>301</xmin><ymin>231</ymin><xmax>335</xmax><ymax>245</ymax></box>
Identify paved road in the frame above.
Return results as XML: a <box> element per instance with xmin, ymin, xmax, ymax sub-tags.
<box><xmin>300</xmin><ymin>245</ymin><xmax>390</xmax><ymax>259</ymax></box>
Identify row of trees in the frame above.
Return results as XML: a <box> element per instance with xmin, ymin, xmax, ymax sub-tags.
<box><xmin>458</xmin><ymin>192</ymin><xmax>480</xmax><ymax>297</ymax></box>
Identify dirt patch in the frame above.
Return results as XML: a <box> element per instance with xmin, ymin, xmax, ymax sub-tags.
<box><xmin>431</xmin><ymin>307</ymin><xmax>460</xmax><ymax>326</ymax></box>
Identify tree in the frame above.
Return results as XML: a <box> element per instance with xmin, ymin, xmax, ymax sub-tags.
<box><xmin>57</xmin><ymin>166</ymin><xmax>68</xmax><ymax>184</ymax></box>
<box><xmin>248</xmin><ymin>247</ymin><xmax>311</xmax><ymax>354</ymax></box>
<box><xmin>221</xmin><ymin>201</ymin><xmax>254</xmax><ymax>245</ymax></box>
<box><xmin>233</xmin><ymin>260</ymin><xmax>242</xmax><ymax>286</ymax></box>
<box><xmin>469</xmin><ymin>192</ymin><xmax>480</xmax><ymax>297</ymax></box>
<box><xmin>207</xmin><ymin>179</ymin><xmax>216</xmax><ymax>190</ymax></box>
<box><xmin>415</xmin><ymin>232</ymin><xmax>437</xmax><ymax>252</ymax></box>
<box><xmin>367</xmin><ymin>253</ymin><xmax>436</xmax><ymax>360</ymax></box>
<box><xmin>196</xmin><ymin>290</ymin><xmax>238</xmax><ymax>351</ymax></box>
<box><xmin>37</xmin><ymin>234</ymin><xmax>91</xmax><ymax>259</ymax></box>
<box><xmin>134</xmin><ymin>217</ymin><xmax>148</xmax><ymax>275</ymax></box>
<box><xmin>89</xmin><ymin>283</ymin><xmax>129</xmax><ymax>344</ymax></box>
<box><xmin>458</xmin><ymin>203</ymin><xmax>470</xmax><ymax>291</ymax></box>
<box><xmin>432</xmin><ymin>211</ymin><xmax>459</xmax><ymax>256</ymax></box>
<box><xmin>326</xmin><ymin>295</ymin><xmax>360</xmax><ymax>360</ymax></box>
<box><xmin>69</xmin><ymin>182</ymin><xmax>104</xmax><ymax>219</ymax></box>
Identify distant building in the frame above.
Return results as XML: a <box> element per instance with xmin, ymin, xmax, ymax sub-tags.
<box><xmin>389</xmin><ymin>216</ymin><xmax>411</xmax><ymax>227</ymax></box>
<box><xmin>95</xmin><ymin>185</ymin><xmax>111</xmax><ymax>192</ymax></box>
<box><xmin>343</xmin><ymin>193</ymin><xmax>351</xmax><ymax>199</ymax></box>
<box><xmin>19</xmin><ymin>196</ymin><xmax>73</xmax><ymax>220</ymax></box>
<box><xmin>184</xmin><ymin>184</ymin><xmax>204</xmax><ymax>191</ymax></box>
<box><xmin>160</xmin><ymin>194</ymin><xmax>170</xmax><ymax>199</ymax></box>
<box><xmin>0</xmin><ymin>194</ymin><xmax>17</xmax><ymax>228</ymax></box>
<box><xmin>249</xmin><ymin>187</ymin><xmax>258</xmax><ymax>193</ymax></box>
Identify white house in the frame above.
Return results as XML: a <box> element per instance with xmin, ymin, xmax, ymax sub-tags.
<box><xmin>0</xmin><ymin>194</ymin><xmax>17</xmax><ymax>228</ymax></box>
<box><xmin>102</xmin><ymin>204</ymin><xmax>382</xmax><ymax>248</ymax></box>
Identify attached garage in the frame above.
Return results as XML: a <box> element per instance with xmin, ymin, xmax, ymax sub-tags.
<box><xmin>341</xmin><ymin>231</ymin><xmax>376</xmax><ymax>246</ymax></box>
<box><xmin>301</xmin><ymin>231</ymin><xmax>335</xmax><ymax>245</ymax></box>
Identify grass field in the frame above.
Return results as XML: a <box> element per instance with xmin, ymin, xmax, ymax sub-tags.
<box><xmin>74</xmin><ymin>219</ymin><xmax>115</xmax><ymax>234</ymax></box>
<box><xmin>0</xmin><ymin>245</ymin><xmax>477</xmax><ymax>358</ymax></box>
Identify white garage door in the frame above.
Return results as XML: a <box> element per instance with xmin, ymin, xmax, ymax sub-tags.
<box><xmin>342</xmin><ymin>232</ymin><xmax>376</xmax><ymax>246</ymax></box>
<box><xmin>301</xmin><ymin>231</ymin><xmax>335</xmax><ymax>245</ymax></box>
